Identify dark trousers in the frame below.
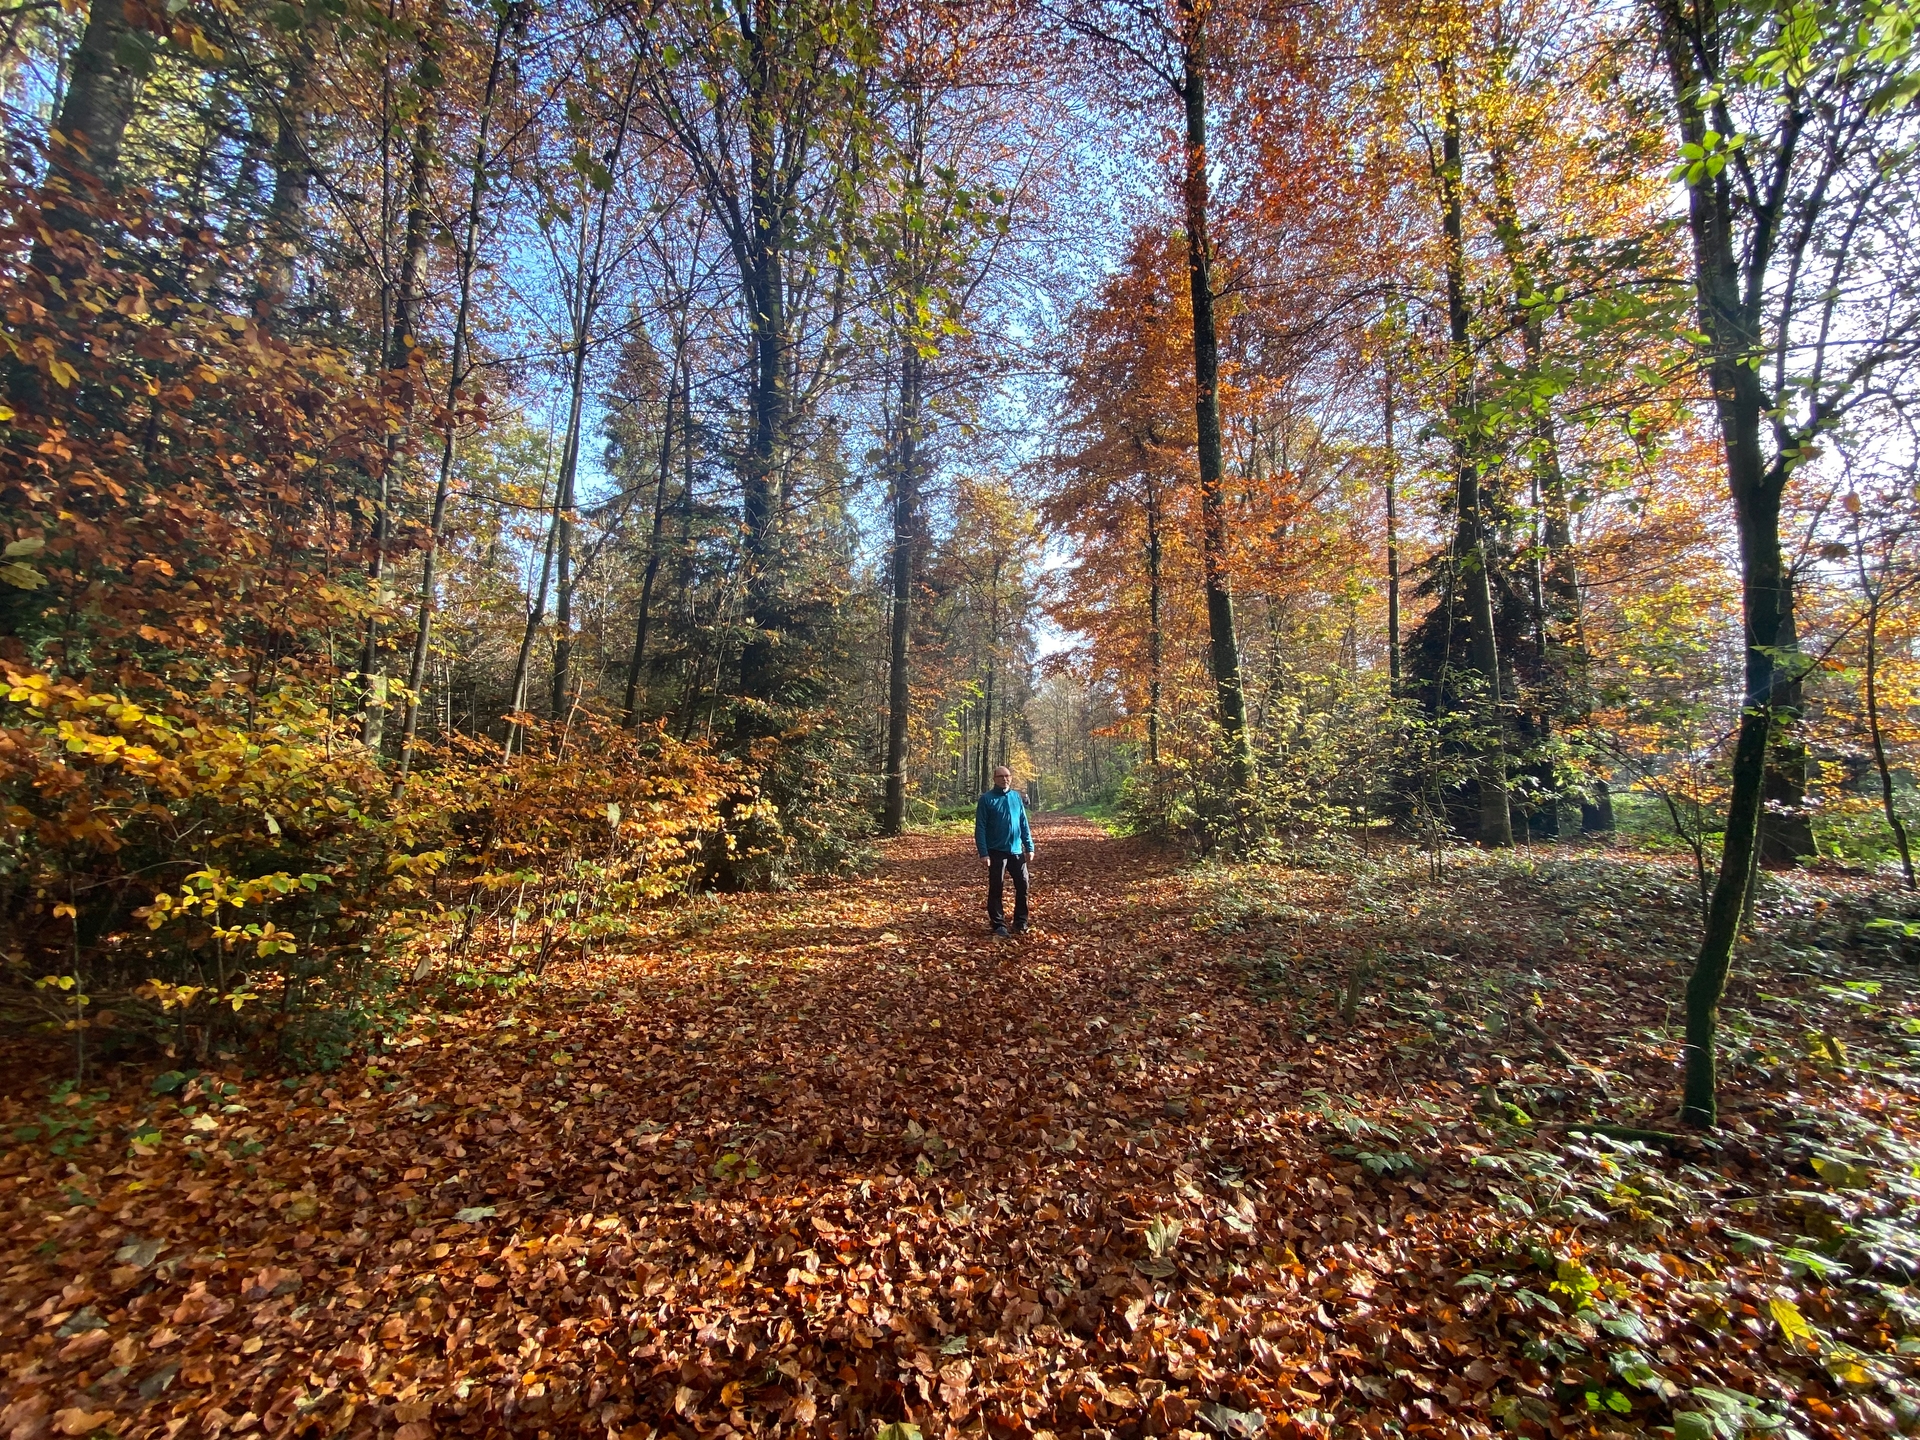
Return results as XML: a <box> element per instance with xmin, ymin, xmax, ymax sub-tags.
<box><xmin>986</xmin><ymin>851</ymin><xmax>1029</xmax><ymax>929</ymax></box>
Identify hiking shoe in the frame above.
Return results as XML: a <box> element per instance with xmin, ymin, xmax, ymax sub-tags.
<box><xmin>992</xmin><ymin>923</ymin><xmax>1011</xmax><ymax>938</ymax></box>
<box><xmin>1012</xmin><ymin>921</ymin><xmax>1029</xmax><ymax>935</ymax></box>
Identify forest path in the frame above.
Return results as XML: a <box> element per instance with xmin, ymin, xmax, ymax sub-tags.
<box><xmin>3</xmin><ymin>821</ymin><xmax>1402</xmax><ymax>1440</ymax></box>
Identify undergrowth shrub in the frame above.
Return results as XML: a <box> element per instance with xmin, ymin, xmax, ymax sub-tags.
<box><xmin>0</xmin><ymin>173</ymin><xmax>845</xmax><ymax>1072</ymax></box>
<box><xmin>0</xmin><ymin>662</ymin><xmax>741</xmax><ymax>1067</ymax></box>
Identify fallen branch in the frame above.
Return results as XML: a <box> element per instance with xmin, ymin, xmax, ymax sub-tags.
<box><xmin>1516</xmin><ymin>1007</ymin><xmax>1577</xmax><ymax>1066</ymax></box>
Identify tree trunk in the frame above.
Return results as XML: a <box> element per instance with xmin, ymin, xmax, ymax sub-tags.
<box><xmin>882</xmin><ymin>345</ymin><xmax>923</xmax><ymax>835</ymax></box>
<box><xmin>1865</xmin><ymin>591</ymin><xmax>1917</xmax><ymax>888</ymax></box>
<box><xmin>396</xmin><ymin>6</ymin><xmax>511</xmax><ymax>781</ymax></box>
<box><xmin>1656</xmin><ymin>0</ymin><xmax>1799</xmax><ymax>1127</ymax></box>
<box><xmin>1439</xmin><ymin>64</ymin><xmax>1511</xmax><ymax>847</ymax></box>
<box><xmin>1145</xmin><ymin>471</ymin><xmax>1163</xmax><ymax>767</ymax></box>
<box><xmin>979</xmin><ymin>671</ymin><xmax>994</xmax><ymax>795</ymax></box>
<box><xmin>545</xmin><ymin>70</ymin><xmax>641</xmax><ymax>727</ymax></box>
<box><xmin>624</xmin><ymin>350</ymin><xmax>684</xmax><ymax>726</ymax></box>
<box><xmin>44</xmin><ymin>0</ymin><xmax>142</xmax><ymax>216</ymax></box>
<box><xmin>734</xmin><ymin>11</ymin><xmax>789</xmax><ymax>732</ymax></box>
<box><xmin>1758</xmin><ymin>616</ymin><xmax>1816</xmax><ymax>863</ymax></box>
<box><xmin>549</xmin><ymin>495</ymin><xmax>574</xmax><ymax>721</ymax></box>
<box><xmin>1681</xmin><ymin>485</ymin><xmax>1784</xmax><ymax>1126</ymax></box>
<box><xmin>362</xmin><ymin>4</ymin><xmax>443</xmax><ymax>750</ymax></box>
<box><xmin>258</xmin><ymin>38</ymin><xmax>317</xmax><ymax>314</ymax></box>
<box><xmin>506</xmin><ymin>466</ymin><xmax>561</xmax><ymax>757</ymax></box>
<box><xmin>1491</xmin><ymin>151</ymin><xmax>1612</xmax><ymax>836</ymax></box>
<box><xmin>1178</xmin><ymin>3</ymin><xmax>1254</xmax><ymax>799</ymax></box>
<box><xmin>1384</xmin><ymin>363</ymin><xmax>1401</xmax><ymax>693</ymax></box>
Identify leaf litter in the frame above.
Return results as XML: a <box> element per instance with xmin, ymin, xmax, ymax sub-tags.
<box><xmin>3</xmin><ymin>822</ymin><xmax>1919</xmax><ymax>1438</ymax></box>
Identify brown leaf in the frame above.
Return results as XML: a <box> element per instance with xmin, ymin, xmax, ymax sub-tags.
<box><xmin>53</xmin><ymin>1410</ymin><xmax>114</xmax><ymax>1437</ymax></box>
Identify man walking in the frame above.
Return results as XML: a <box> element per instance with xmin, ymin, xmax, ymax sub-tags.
<box><xmin>975</xmin><ymin>764</ymin><xmax>1034</xmax><ymax>937</ymax></box>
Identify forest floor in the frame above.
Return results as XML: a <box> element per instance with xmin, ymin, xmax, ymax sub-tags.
<box><xmin>6</xmin><ymin>820</ymin><xmax>1920</xmax><ymax>1440</ymax></box>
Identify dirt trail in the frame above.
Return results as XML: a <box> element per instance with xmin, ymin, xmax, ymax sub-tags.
<box><xmin>0</xmin><ymin>822</ymin><xmax>1395</xmax><ymax>1440</ymax></box>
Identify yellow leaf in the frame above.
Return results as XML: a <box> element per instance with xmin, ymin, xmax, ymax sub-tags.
<box><xmin>1826</xmin><ymin>1354</ymin><xmax>1873</xmax><ymax>1386</ymax></box>
<box><xmin>1770</xmin><ymin>1296</ymin><xmax>1816</xmax><ymax>1350</ymax></box>
<box><xmin>46</xmin><ymin>358</ymin><xmax>77</xmax><ymax>388</ymax></box>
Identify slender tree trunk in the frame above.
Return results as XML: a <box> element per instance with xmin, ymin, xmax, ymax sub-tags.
<box><xmin>882</xmin><ymin>346</ymin><xmax>923</xmax><ymax>835</ymax></box>
<box><xmin>363</xmin><ymin>4</ymin><xmax>443</xmax><ymax>749</ymax></box>
<box><xmin>1439</xmin><ymin>63</ymin><xmax>1512</xmax><ymax>847</ymax></box>
<box><xmin>979</xmin><ymin>673</ymin><xmax>994</xmax><ymax>795</ymax></box>
<box><xmin>395</xmin><ymin>6</ymin><xmax>512</xmax><ymax>781</ymax></box>
<box><xmin>1656</xmin><ymin>0</ymin><xmax>1799</xmax><ymax>1127</ymax></box>
<box><xmin>625</xmin><ymin>350</ymin><xmax>684</xmax><ymax>725</ymax></box>
<box><xmin>545</xmin><ymin>69</ymin><xmax>640</xmax><ymax>726</ymax></box>
<box><xmin>547</xmin><ymin>348</ymin><xmax>585</xmax><ymax>725</ymax></box>
<box><xmin>1682</xmin><ymin>487</ymin><xmax>1784</xmax><ymax>1126</ymax></box>
<box><xmin>506</xmin><ymin>441</ymin><xmax>564</xmax><ymax>750</ymax></box>
<box><xmin>1384</xmin><ymin>364</ymin><xmax>1401</xmax><ymax>693</ymax></box>
<box><xmin>1145</xmin><ymin>472</ymin><xmax>1164</xmax><ymax>768</ymax></box>
<box><xmin>1864</xmin><ymin>591</ymin><xmax>1916</xmax><ymax>888</ymax></box>
<box><xmin>1177</xmin><ymin>3</ymin><xmax>1253</xmax><ymax>799</ymax></box>
<box><xmin>734</xmin><ymin>12</ymin><xmax>789</xmax><ymax>732</ymax></box>
<box><xmin>550</xmin><ymin>506</ymin><xmax>574</xmax><ymax>720</ymax></box>
<box><xmin>1759</xmin><ymin>611</ymin><xmax>1816</xmax><ymax>862</ymax></box>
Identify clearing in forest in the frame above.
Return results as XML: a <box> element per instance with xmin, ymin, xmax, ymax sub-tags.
<box><xmin>3</xmin><ymin>822</ymin><xmax>1917</xmax><ymax>1440</ymax></box>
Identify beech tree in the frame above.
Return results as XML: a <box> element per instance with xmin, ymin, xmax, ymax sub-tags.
<box><xmin>1650</xmin><ymin>0</ymin><xmax>1920</xmax><ymax>1125</ymax></box>
<box><xmin>1052</xmin><ymin>0</ymin><xmax>1257</xmax><ymax>808</ymax></box>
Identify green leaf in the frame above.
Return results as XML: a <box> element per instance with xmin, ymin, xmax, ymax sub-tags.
<box><xmin>1811</xmin><ymin>1154</ymin><xmax>1873</xmax><ymax>1189</ymax></box>
<box><xmin>1597</xmin><ymin>1310</ymin><xmax>1649</xmax><ymax>1340</ymax></box>
<box><xmin>1780</xmin><ymin>1245</ymin><xmax>1850</xmax><ymax>1279</ymax></box>
<box><xmin>113</xmin><ymin>31</ymin><xmax>157</xmax><ymax>76</ymax></box>
<box><xmin>876</xmin><ymin>1426</ymin><xmax>922</xmax><ymax>1440</ymax></box>
<box><xmin>453</xmin><ymin>1205</ymin><xmax>497</xmax><ymax>1223</ymax></box>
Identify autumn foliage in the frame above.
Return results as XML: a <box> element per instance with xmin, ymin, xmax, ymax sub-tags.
<box><xmin>0</xmin><ymin>173</ymin><xmax>745</xmax><ymax>1065</ymax></box>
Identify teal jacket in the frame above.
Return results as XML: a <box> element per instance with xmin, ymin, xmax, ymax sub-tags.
<box><xmin>975</xmin><ymin>786</ymin><xmax>1033</xmax><ymax>857</ymax></box>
